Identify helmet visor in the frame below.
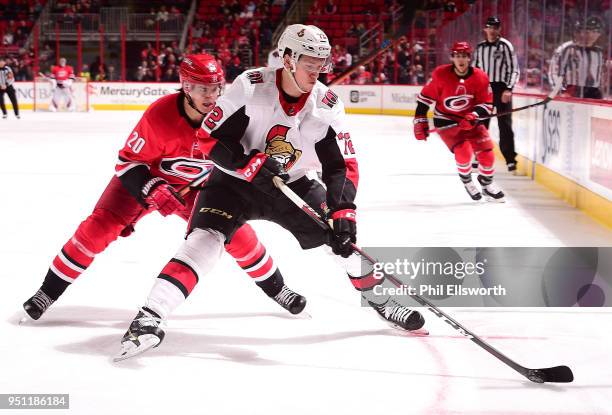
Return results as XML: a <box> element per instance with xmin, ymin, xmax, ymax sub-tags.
<box><xmin>296</xmin><ymin>55</ymin><xmax>333</xmax><ymax>74</ymax></box>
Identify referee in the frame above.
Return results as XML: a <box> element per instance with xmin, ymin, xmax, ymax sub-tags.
<box><xmin>0</xmin><ymin>58</ymin><xmax>20</xmax><ymax>119</ymax></box>
<box><xmin>473</xmin><ymin>16</ymin><xmax>519</xmax><ymax>173</ymax></box>
<box><xmin>549</xmin><ymin>17</ymin><xmax>604</xmax><ymax>99</ymax></box>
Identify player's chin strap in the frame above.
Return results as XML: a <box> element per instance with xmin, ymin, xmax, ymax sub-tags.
<box><xmin>183</xmin><ymin>90</ymin><xmax>208</xmax><ymax>117</ymax></box>
<box><xmin>284</xmin><ymin>64</ymin><xmax>308</xmax><ymax>95</ymax></box>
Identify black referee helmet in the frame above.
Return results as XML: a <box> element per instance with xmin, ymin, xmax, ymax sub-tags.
<box><xmin>485</xmin><ymin>16</ymin><xmax>501</xmax><ymax>28</ymax></box>
<box><xmin>575</xmin><ymin>16</ymin><xmax>603</xmax><ymax>32</ymax></box>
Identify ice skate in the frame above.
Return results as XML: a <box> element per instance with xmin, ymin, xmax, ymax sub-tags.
<box><xmin>369</xmin><ymin>300</ymin><xmax>427</xmax><ymax>334</ymax></box>
<box><xmin>273</xmin><ymin>285</ymin><xmax>307</xmax><ymax>315</ymax></box>
<box><xmin>507</xmin><ymin>162</ymin><xmax>517</xmax><ymax>175</ymax></box>
<box><xmin>463</xmin><ymin>180</ymin><xmax>482</xmax><ymax>201</ymax></box>
<box><xmin>20</xmin><ymin>290</ymin><xmax>55</xmax><ymax>324</ymax></box>
<box><xmin>114</xmin><ymin>308</ymin><xmax>165</xmax><ymax>362</ymax></box>
<box><xmin>478</xmin><ymin>175</ymin><xmax>505</xmax><ymax>202</ymax></box>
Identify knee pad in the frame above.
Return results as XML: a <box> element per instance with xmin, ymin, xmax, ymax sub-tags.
<box><xmin>73</xmin><ymin>208</ymin><xmax>126</xmax><ymax>254</ymax></box>
<box><xmin>225</xmin><ymin>223</ymin><xmax>259</xmax><ymax>260</ymax></box>
<box><xmin>453</xmin><ymin>141</ymin><xmax>473</xmax><ymax>165</ymax></box>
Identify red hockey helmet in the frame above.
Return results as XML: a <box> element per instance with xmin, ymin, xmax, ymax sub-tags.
<box><xmin>179</xmin><ymin>54</ymin><xmax>224</xmax><ymax>85</ymax></box>
<box><xmin>450</xmin><ymin>41</ymin><xmax>473</xmax><ymax>56</ymax></box>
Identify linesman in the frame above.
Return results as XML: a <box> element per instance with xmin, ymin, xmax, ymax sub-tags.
<box><xmin>549</xmin><ymin>17</ymin><xmax>605</xmax><ymax>100</ymax></box>
<box><xmin>473</xmin><ymin>16</ymin><xmax>519</xmax><ymax>173</ymax></box>
<box><xmin>0</xmin><ymin>57</ymin><xmax>20</xmax><ymax>119</ymax></box>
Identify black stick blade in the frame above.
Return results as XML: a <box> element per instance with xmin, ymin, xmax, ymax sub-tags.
<box><xmin>526</xmin><ymin>366</ymin><xmax>574</xmax><ymax>383</ymax></box>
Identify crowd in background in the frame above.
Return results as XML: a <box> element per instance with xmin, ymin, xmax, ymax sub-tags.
<box><xmin>1</xmin><ymin>0</ymin><xmax>611</xmax><ymax>98</ymax></box>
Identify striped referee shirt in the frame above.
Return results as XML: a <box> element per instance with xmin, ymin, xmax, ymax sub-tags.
<box><xmin>473</xmin><ymin>37</ymin><xmax>520</xmax><ymax>89</ymax></box>
<box><xmin>0</xmin><ymin>65</ymin><xmax>15</xmax><ymax>88</ymax></box>
<box><xmin>548</xmin><ymin>41</ymin><xmax>603</xmax><ymax>88</ymax></box>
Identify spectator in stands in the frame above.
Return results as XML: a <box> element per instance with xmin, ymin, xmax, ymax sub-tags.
<box><xmin>157</xmin><ymin>6</ymin><xmax>169</xmax><ymax>23</ymax></box>
<box><xmin>79</xmin><ymin>64</ymin><xmax>91</xmax><ymax>81</ymax></box>
<box><xmin>106</xmin><ymin>65</ymin><xmax>119</xmax><ymax>81</ymax></box>
<box><xmin>226</xmin><ymin>55</ymin><xmax>244</xmax><ymax>81</ymax></box>
<box><xmin>354</xmin><ymin>65</ymin><xmax>372</xmax><ymax>84</ymax></box>
<box><xmin>324</xmin><ymin>0</ymin><xmax>337</xmax><ymax>15</ymax></box>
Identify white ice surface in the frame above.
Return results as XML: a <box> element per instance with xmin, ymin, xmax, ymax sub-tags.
<box><xmin>1</xmin><ymin>112</ymin><xmax>611</xmax><ymax>415</ymax></box>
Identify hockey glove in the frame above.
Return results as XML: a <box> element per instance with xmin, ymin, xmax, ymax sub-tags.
<box><xmin>413</xmin><ymin>117</ymin><xmax>429</xmax><ymax>140</ymax></box>
<box><xmin>142</xmin><ymin>177</ymin><xmax>185</xmax><ymax>216</ymax></box>
<box><xmin>330</xmin><ymin>208</ymin><xmax>357</xmax><ymax>258</ymax></box>
<box><xmin>239</xmin><ymin>152</ymin><xmax>289</xmax><ymax>196</ymax></box>
<box><xmin>458</xmin><ymin>112</ymin><xmax>479</xmax><ymax>130</ymax></box>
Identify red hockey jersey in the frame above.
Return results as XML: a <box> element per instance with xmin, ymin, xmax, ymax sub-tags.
<box><xmin>51</xmin><ymin>65</ymin><xmax>75</xmax><ymax>85</ymax></box>
<box><xmin>416</xmin><ymin>64</ymin><xmax>493</xmax><ymax>125</ymax></box>
<box><xmin>115</xmin><ymin>92</ymin><xmax>215</xmax><ymax>191</ymax></box>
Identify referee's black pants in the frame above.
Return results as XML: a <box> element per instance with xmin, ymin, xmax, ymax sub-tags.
<box><xmin>0</xmin><ymin>85</ymin><xmax>19</xmax><ymax>116</ymax></box>
<box><xmin>483</xmin><ymin>82</ymin><xmax>516</xmax><ymax>166</ymax></box>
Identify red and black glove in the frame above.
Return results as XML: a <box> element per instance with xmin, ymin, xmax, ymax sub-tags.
<box><xmin>458</xmin><ymin>112</ymin><xmax>479</xmax><ymax>130</ymax></box>
<box><xmin>142</xmin><ymin>178</ymin><xmax>185</xmax><ymax>216</ymax></box>
<box><xmin>329</xmin><ymin>207</ymin><xmax>357</xmax><ymax>258</ymax></box>
<box><xmin>237</xmin><ymin>152</ymin><xmax>290</xmax><ymax>196</ymax></box>
<box><xmin>413</xmin><ymin>117</ymin><xmax>429</xmax><ymax>141</ymax></box>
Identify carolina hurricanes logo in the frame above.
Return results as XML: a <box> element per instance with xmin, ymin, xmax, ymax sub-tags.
<box><xmin>265</xmin><ymin>125</ymin><xmax>302</xmax><ymax>170</ymax></box>
<box><xmin>158</xmin><ymin>157</ymin><xmax>214</xmax><ymax>180</ymax></box>
<box><xmin>444</xmin><ymin>94</ymin><xmax>474</xmax><ymax>112</ymax></box>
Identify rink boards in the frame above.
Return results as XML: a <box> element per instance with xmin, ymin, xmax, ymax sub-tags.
<box><xmin>9</xmin><ymin>81</ymin><xmax>612</xmax><ymax>228</ymax></box>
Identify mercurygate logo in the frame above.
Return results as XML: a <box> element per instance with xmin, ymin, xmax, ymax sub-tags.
<box><xmin>95</xmin><ymin>86</ymin><xmax>174</xmax><ymax>98</ymax></box>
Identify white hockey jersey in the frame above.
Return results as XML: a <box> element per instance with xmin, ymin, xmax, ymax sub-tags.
<box><xmin>197</xmin><ymin>67</ymin><xmax>358</xmax><ymax>211</ymax></box>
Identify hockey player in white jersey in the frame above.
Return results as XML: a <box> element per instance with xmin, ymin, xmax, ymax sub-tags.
<box><xmin>115</xmin><ymin>24</ymin><xmax>425</xmax><ymax>361</ymax></box>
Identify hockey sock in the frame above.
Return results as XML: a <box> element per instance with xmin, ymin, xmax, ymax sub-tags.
<box><xmin>453</xmin><ymin>141</ymin><xmax>473</xmax><ymax>176</ymax></box>
<box><xmin>226</xmin><ymin>223</ymin><xmax>279</xmax><ymax>282</ymax></box>
<box><xmin>43</xmin><ymin>238</ymin><xmax>95</xmax><ymax>300</ymax></box>
<box><xmin>476</xmin><ymin>149</ymin><xmax>495</xmax><ymax>179</ymax></box>
<box><xmin>255</xmin><ymin>269</ymin><xmax>285</xmax><ymax>297</ymax></box>
<box><xmin>146</xmin><ymin>228</ymin><xmax>225</xmax><ymax>319</ymax></box>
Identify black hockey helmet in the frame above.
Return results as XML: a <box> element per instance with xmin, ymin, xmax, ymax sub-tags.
<box><xmin>575</xmin><ymin>16</ymin><xmax>603</xmax><ymax>32</ymax></box>
<box><xmin>485</xmin><ymin>16</ymin><xmax>501</xmax><ymax>28</ymax></box>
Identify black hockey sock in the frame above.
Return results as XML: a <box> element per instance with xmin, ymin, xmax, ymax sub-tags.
<box><xmin>477</xmin><ymin>174</ymin><xmax>493</xmax><ymax>185</ymax></box>
<box><xmin>255</xmin><ymin>269</ymin><xmax>285</xmax><ymax>297</ymax></box>
<box><xmin>459</xmin><ymin>173</ymin><xmax>472</xmax><ymax>184</ymax></box>
<box><xmin>39</xmin><ymin>269</ymin><xmax>71</xmax><ymax>301</ymax></box>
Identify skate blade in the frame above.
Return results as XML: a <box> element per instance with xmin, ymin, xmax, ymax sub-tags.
<box><xmin>485</xmin><ymin>195</ymin><xmax>506</xmax><ymax>203</ymax></box>
<box><xmin>113</xmin><ymin>335</ymin><xmax>160</xmax><ymax>362</ymax></box>
<box><xmin>293</xmin><ymin>311</ymin><xmax>312</xmax><ymax>319</ymax></box>
<box><xmin>389</xmin><ymin>323</ymin><xmax>430</xmax><ymax>336</ymax></box>
<box><xmin>18</xmin><ymin>311</ymin><xmax>36</xmax><ymax>325</ymax></box>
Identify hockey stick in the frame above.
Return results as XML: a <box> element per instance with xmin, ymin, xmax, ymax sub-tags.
<box><xmin>176</xmin><ymin>167</ymin><xmax>213</xmax><ymax>197</ymax></box>
<box><xmin>430</xmin><ymin>77</ymin><xmax>564</xmax><ymax>134</ymax></box>
<box><xmin>272</xmin><ymin>176</ymin><xmax>574</xmax><ymax>384</ymax></box>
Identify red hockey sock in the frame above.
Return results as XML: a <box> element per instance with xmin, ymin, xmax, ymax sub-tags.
<box><xmin>226</xmin><ymin>223</ymin><xmax>278</xmax><ymax>282</ymax></box>
<box><xmin>453</xmin><ymin>141</ymin><xmax>474</xmax><ymax>176</ymax></box>
<box><xmin>476</xmin><ymin>149</ymin><xmax>495</xmax><ymax>178</ymax></box>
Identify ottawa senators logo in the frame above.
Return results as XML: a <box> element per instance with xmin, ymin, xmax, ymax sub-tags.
<box><xmin>265</xmin><ymin>125</ymin><xmax>302</xmax><ymax>170</ymax></box>
<box><xmin>297</xmin><ymin>29</ymin><xmax>305</xmax><ymax>37</ymax></box>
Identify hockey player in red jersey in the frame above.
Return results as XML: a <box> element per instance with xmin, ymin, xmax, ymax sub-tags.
<box><xmin>22</xmin><ymin>54</ymin><xmax>306</xmax><ymax>324</ymax></box>
<box><xmin>49</xmin><ymin>57</ymin><xmax>76</xmax><ymax>112</ymax></box>
<box><xmin>115</xmin><ymin>25</ymin><xmax>426</xmax><ymax>361</ymax></box>
<box><xmin>413</xmin><ymin>41</ymin><xmax>505</xmax><ymax>201</ymax></box>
